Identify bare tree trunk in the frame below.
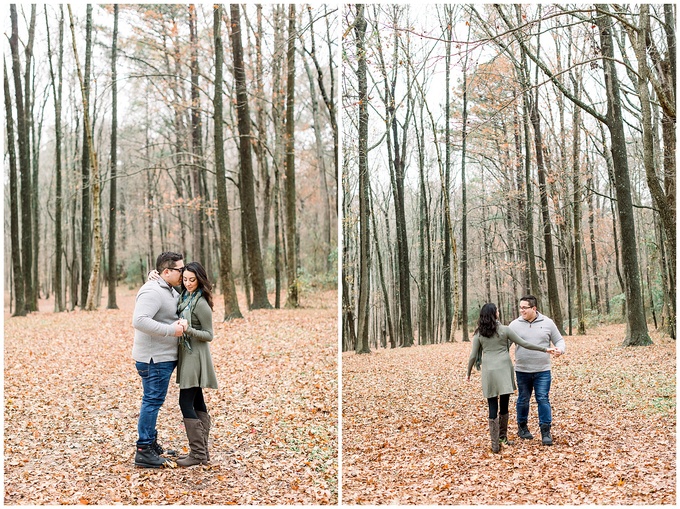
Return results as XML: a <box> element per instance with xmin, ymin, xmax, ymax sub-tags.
<box><xmin>107</xmin><ymin>4</ymin><xmax>119</xmax><ymax>310</ymax></box>
<box><xmin>10</xmin><ymin>5</ymin><xmax>35</xmax><ymax>312</ymax></box>
<box><xmin>79</xmin><ymin>4</ymin><xmax>93</xmax><ymax>309</ymax></box>
<box><xmin>284</xmin><ymin>4</ymin><xmax>299</xmax><ymax>308</ymax></box>
<box><xmin>586</xmin><ymin>149</ymin><xmax>602</xmax><ymax>315</ymax></box>
<box><xmin>443</xmin><ymin>5</ymin><xmax>453</xmax><ymax>343</ymax></box>
<box><xmin>214</xmin><ymin>4</ymin><xmax>243</xmax><ymax>321</ymax></box>
<box><xmin>68</xmin><ymin>5</ymin><xmax>102</xmax><ymax>311</ymax></box>
<box><xmin>370</xmin><ymin>190</ymin><xmax>395</xmax><ymax>349</ymax></box>
<box><xmin>571</xmin><ymin>77</ymin><xmax>585</xmax><ymax>334</ymax></box>
<box><xmin>460</xmin><ymin>19</ymin><xmax>471</xmax><ymax>342</ymax></box>
<box><xmin>595</xmin><ymin>4</ymin><xmax>651</xmax><ymax>346</ymax></box>
<box><xmin>45</xmin><ymin>6</ymin><xmax>64</xmax><ymax>312</ymax></box>
<box><xmin>306</xmin><ymin>5</ymin><xmax>338</xmax><ymax>210</ymax></box>
<box><xmin>4</xmin><ymin>58</ymin><xmax>25</xmax><ymax>316</ymax></box>
<box><xmin>300</xmin><ymin>49</ymin><xmax>332</xmax><ymax>273</ymax></box>
<box><xmin>355</xmin><ymin>4</ymin><xmax>371</xmax><ymax>354</ymax></box>
<box><xmin>189</xmin><ymin>4</ymin><xmax>206</xmax><ymax>265</ymax></box>
<box><xmin>229</xmin><ymin>4</ymin><xmax>272</xmax><ymax>310</ymax></box>
<box><xmin>255</xmin><ymin>5</ymin><xmax>272</xmax><ymax>264</ymax></box>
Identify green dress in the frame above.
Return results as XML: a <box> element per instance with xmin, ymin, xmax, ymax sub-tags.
<box><xmin>176</xmin><ymin>291</ymin><xmax>218</xmax><ymax>390</ymax></box>
<box><xmin>466</xmin><ymin>324</ymin><xmax>546</xmax><ymax>398</ymax></box>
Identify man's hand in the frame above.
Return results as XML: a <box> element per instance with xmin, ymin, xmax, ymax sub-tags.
<box><xmin>172</xmin><ymin>322</ymin><xmax>184</xmax><ymax>337</ymax></box>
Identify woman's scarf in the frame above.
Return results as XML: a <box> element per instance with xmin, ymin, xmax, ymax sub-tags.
<box><xmin>178</xmin><ymin>288</ymin><xmax>202</xmax><ymax>353</ymax></box>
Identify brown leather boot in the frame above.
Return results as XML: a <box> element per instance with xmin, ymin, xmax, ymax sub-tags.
<box><xmin>488</xmin><ymin>417</ymin><xmax>500</xmax><ymax>453</ymax></box>
<box><xmin>499</xmin><ymin>413</ymin><xmax>514</xmax><ymax>445</ymax></box>
<box><xmin>196</xmin><ymin>411</ymin><xmax>211</xmax><ymax>462</ymax></box>
<box><xmin>176</xmin><ymin>418</ymin><xmax>208</xmax><ymax>467</ymax></box>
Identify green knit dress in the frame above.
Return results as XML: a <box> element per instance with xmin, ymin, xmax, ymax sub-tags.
<box><xmin>176</xmin><ymin>291</ymin><xmax>218</xmax><ymax>389</ymax></box>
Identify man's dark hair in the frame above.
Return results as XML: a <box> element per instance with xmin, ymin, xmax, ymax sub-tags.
<box><xmin>520</xmin><ymin>295</ymin><xmax>538</xmax><ymax>308</ymax></box>
<box><xmin>156</xmin><ymin>252</ymin><xmax>183</xmax><ymax>272</ymax></box>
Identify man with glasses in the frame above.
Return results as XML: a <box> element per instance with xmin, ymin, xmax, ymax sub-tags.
<box><xmin>132</xmin><ymin>251</ymin><xmax>186</xmax><ymax>467</ymax></box>
<box><xmin>509</xmin><ymin>295</ymin><xmax>565</xmax><ymax>446</ymax></box>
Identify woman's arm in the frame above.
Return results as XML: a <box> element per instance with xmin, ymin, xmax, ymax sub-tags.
<box><xmin>185</xmin><ymin>298</ymin><xmax>214</xmax><ymax>342</ymax></box>
<box><xmin>466</xmin><ymin>334</ymin><xmax>482</xmax><ymax>378</ymax></box>
<box><xmin>506</xmin><ymin>326</ymin><xmax>547</xmax><ymax>352</ymax></box>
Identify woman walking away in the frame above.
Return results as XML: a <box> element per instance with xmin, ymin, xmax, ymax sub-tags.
<box><xmin>176</xmin><ymin>262</ymin><xmax>218</xmax><ymax>467</ymax></box>
<box><xmin>466</xmin><ymin>303</ymin><xmax>556</xmax><ymax>453</ymax></box>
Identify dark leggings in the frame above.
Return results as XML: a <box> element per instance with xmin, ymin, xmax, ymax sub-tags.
<box><xmin>487</xmin><ymin>394</ymin><xmax>510</xmax><ymax>419</ymax></box>
<box><xmin>179</xmin><ymin>387</ymin><xmax>207</xmax><ymax>419</ymax></box>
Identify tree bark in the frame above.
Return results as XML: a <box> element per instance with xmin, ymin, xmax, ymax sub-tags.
<box><xmin>595</xmin><ymin>4</ymin><xmax>652</xmax><ymax>346</ymax></box>
<box><xmin>79</xmin><ymin>4</ymin><xmax>93</xmax><ymax>309</ymax></box>
<box><xmin>355</xmin><ymin>4</ymin><xmax>371</xmax><ymax>354</ymax></box>
<box><xmin>45</xmin><ymin>5</ymin><xmax>64</xmax><ymax>312</ymax></box>
<box><xmin>229</xmin><ymin>4</ymin><xmax>272</xmax><ymax>310</ymax></box>
<box><xmin>571</xmin><ymin>77</ymin><xmax>585</xmax><ymax>334</ymax></box>
<box><xmin>68</xmin><ymin>5</ymin><xmax>102</xmax><ymax>312</ymax></box>
<box><xmin>4</xmin><ymin>58</ymin><xmax>25</xmax><ymax>316</ymax></box>
<box><xmin>189</xmin><ymin>4</ymin><xmax>206</xmax><ymax>265</ymax></box>
<box><xmin>284</xmin><ymin>4</ymin><xmax>299</xmax><ymax>308</ymax></box>
<box><xmin>214</xmin><ymin>5</ymin><xmax>243</xmax><ymax>321</ymax></box>
<box><xmin>107</xmin><ymin>4</ymin><xmax>119</xmax><ymax>310</ymax></box>
<box><xmin>10</xmin><ymin>4</ymin><xmax>35</xmax><ymax>312</ymax></box>
<box><xmin>460</xmin><ymin>19</ymin><xmax>471</xmax><ymax>342</ymax></box>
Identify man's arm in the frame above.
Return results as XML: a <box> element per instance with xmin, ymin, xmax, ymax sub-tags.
<box><xmin>132</xmin><ymin>285</ymin><xmax>181</xmax><ymax>337</ymax></box>
<box><xmin>550</xmin><ymin>321</ymin><xmax>566</xmax><ymax>354</ymax></box>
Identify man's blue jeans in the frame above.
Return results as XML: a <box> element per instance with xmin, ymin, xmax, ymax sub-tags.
<box><xmin>136</xmin><ymin>359</ymin><xmax>177</xmax><ymax>446</ymax></box>
<box><xmin>515</xmin><ymin>370</ymin><xmax>552</xmax><ymax>426</ymax></box>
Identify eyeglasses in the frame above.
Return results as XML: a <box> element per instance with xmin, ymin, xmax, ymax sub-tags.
<box><xmin>167</xmin><ymin>267</ymin><xmax>184</xmax><ymax>273</ymax></box>
<box><xmin>519</xmin><ymin>306</ymin><xmax>534</xmax><ymax>310</ymax></box>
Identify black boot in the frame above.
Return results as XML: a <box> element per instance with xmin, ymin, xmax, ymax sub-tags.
<box><xmin>517</xmin><ymin>422</ymin><xmax>533</xmax><ymax>440</ymax></box>
<box><xmin>499</xmin><ymin>414</ymin><xmax>514</xmax><ymax>445</ymax></box>
<box><xmin>540</xmin><ymin>423</ymin><xmax>553</xmax><ymax>446</ymax></box>
<box><xmin>135</xmin><ymin>444</ymin><xmax>168</xmax><ymax>468</ymax></box>
<box><xmin>152</xmin><ymin>437</ymin><xmax>177</xmax><ymax>457</ymax></box>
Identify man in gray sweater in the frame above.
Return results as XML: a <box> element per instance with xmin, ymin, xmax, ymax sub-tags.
<box><xmin>132</xmin><ymin>251</ymin><xmax>186</xmax><ymax>468</ymax></box>
<box><xmin>509</xmin><ymin>295</ymin><xmax>566</xmax><ymax>446</ymax></box>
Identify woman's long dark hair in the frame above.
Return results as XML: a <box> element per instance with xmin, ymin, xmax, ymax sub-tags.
<box><xmin>181</xmin><ymin>261</ymin><xmax>214</xmax><ymax>310</ymax></box>
<box><xmin>475</xmin><ymin>303</ymin><xmax>498</xmax><ymax>338</ymax></box>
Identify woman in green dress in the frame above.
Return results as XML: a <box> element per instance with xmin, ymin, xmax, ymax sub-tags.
<box><xmin>466</xmin><ymin>303</ymin><xmax>556</xmax><ymax>453</ymax></box>
<box><xmin>175</xmin><ymin>261</ymin><xmax>218</xmax><ymax>467</ymax></box>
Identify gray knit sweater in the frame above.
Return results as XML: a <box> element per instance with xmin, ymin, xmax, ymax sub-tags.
<box><xmin>131</xmin><ymin>279</ymin><xmax>180</xmax><ymax>363</ymax></box>
<box><xmin>509</xmin><ymin>312</ymin><xmax>566</xmax><ymax>373</ymax></box>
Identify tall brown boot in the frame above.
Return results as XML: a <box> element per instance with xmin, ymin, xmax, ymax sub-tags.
<box><xmin>499</xmin><ymin>413</ymin><xmax>514</xmax><ymax>445</ymax></box>
<box><xmin>176</xmin><ymin>418</ymin><xmax>208</xmax><ymax>467</ymax></box>
<box><xmin>488</xmin><ymin>417</ymin><xmax>500</xmax><ymax>453</ymax></box>
<box><xmin>196</xmin><ymin>411</ymin><xmax>211</xmax><ymax>462</ymax></box>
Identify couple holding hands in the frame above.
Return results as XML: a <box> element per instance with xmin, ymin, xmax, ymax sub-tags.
<box><xmin>466</xmin><ymin>296</ymin><xmax>566</xmax><ymax>453</ymax></box>
<box><xmin>131</xmin><ymin>252</ymin><xmax>217</xmax><ymax>468</ymax></box>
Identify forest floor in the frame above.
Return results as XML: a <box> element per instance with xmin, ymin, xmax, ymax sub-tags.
<box><xmin>4</xmin><ymin>287</ymin><xmax>338</xmax><ymax>505</ymax></box>
<box><xmin>342</xmin><ymin>324</ymin><xmax>675</xmax><ymax>505</ymax></box>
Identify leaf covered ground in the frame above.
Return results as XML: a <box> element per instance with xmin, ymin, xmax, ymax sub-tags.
<box><xmin>5</xmin><ymin>288</ymin><xmax>337</xmax><ymax>505</ymax></box>
<box><xmin>342</xmin><ymin>324</ymin><xmax>675</xmax><ymax>504</ymax></box>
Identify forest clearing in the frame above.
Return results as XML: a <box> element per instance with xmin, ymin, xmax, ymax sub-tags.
<box><xmin>342</xmin><ymin>324</ymin><xmax>675</xmax><ymax>505</ymax></box>
<box><xmin>4</xmin><ymin>288</ymin><xmax>338</xmax><ymax>505</ymax></box>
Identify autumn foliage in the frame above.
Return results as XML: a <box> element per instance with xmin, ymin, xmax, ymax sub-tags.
<box><xmin>342</xmin><ymin>324</ymin><xmax>675</xmax><ymax>504</ymax></box>
<box><xmin>5</xmin><ymin>289</ymin><xmax>338</xmax><ymax>504</ymax></box>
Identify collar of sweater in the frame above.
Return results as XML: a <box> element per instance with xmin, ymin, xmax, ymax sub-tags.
<box><xmin>518</xmin><ymin>311</ymin><xmax>545</xmax><ymax>324</ymax></box>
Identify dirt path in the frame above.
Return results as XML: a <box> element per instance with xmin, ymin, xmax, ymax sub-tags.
<box><xmin>342</xmin><ymin>324</ymin><xmax>675</xmax><ymax>504</ymax></box>
<box><xmin>5</xmin><ymin>289</ymin><xmax>338</xmax><ymax>504</ymax></box>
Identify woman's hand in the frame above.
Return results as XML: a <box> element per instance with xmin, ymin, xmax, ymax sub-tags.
<box><xmin>148</xmin><ymin>269</ymin><xmax>160</xmax><ymax>281</ymax></box>
<box><xmin>178</xmin><ymin>318</ymin><xmax>188</xmax><ymax>331</ymax></box>
<box><xmin>546</xmin><ymin>347</ymin><xmax>558</xmax><ymax>355</ymax></box>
